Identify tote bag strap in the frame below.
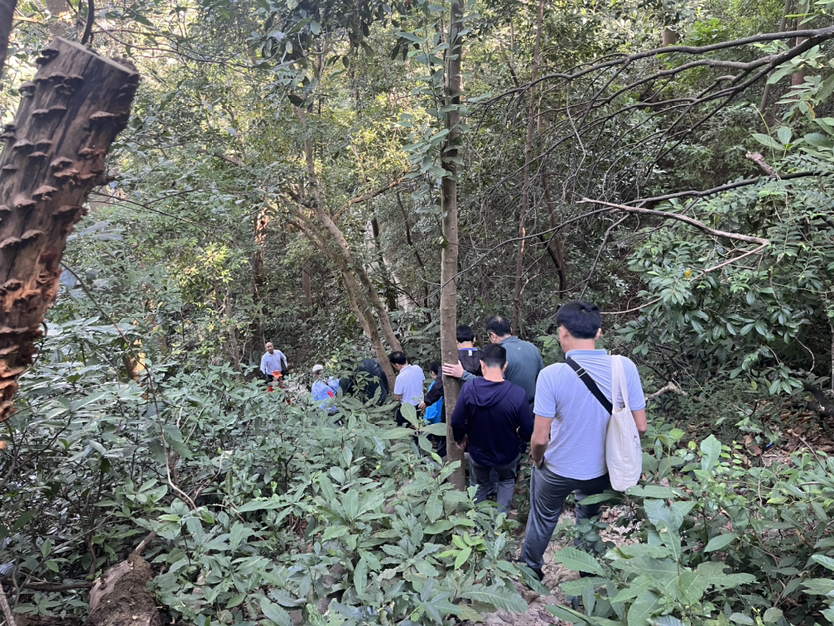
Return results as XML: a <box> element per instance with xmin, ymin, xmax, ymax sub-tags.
<box><xmin>611</xmin><ymin>355</ymin><xmax>631</xmax><ymax>410</ymax></box>
<box><xmin>566</xmin><ymin>357</ymin><xmax>612</xmax><ymax>414</ymax></box>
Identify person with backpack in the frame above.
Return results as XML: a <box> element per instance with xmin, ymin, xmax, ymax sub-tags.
<box><xmin>519</xmin><ymin>301</ymin><xmax>647</xmax><ymax>581</ymax></box>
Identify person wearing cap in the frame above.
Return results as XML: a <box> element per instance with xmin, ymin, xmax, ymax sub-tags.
<box><xmin>311</xmin><ymin>364</ymin><xmax>340</xmax><ymax>414</ymax></box>
<box><xmin>260</xmin><ymin>342</ymin><xmax>288</xmax><ymax>381</ymax></box>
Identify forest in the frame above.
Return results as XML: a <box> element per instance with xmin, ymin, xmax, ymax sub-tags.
<box><xmin>0</xmin><ymin>0</ymin><xmax>834</xmax><ymax>622</ymax></box>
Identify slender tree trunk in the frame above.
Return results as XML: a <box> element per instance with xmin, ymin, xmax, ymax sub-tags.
<box><xmin>441</xmin><ymin>0</ymin><xmax>465</xmax><ymax>491</ymax></box>
<box><xmin>251</xmin><ymin>208</ymin><xmax>267</xmax><ymax>348</ymax></box>
<box><xmin>0</xmin><ymin>0</ymin><xmax>16</xmax><ymax>83</ymax></box>
<box><xmin>540</xmin><ymin>169</ymin><xmax>567</xmax><ymax>294</ymax></box>
<box><xmin>299</xmin><ymin>123</ymin><xmax>403</xmax><ymax>353</ymax></box>
<box><xmin>0</xmin><ymin>38</ymin><xmax>138</xmax><ymax>424</ymax></box>
<box><xmin>662</xmin><ymin>27</ymin><xmax>677</xmax><ymax>46</ymax></box>
<box><xmin>302</xmin><ymin>264</ymin><xmax>313</xmax><ymax>316</ymax></box>
<box><xmin>512</xmin><ymin>0</ymin><xmax>544</xmax><ymax>333</ymax></box>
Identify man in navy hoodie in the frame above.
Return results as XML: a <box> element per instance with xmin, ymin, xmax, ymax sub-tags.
<box><xmin>451</xmin><ymin>343</ymin><xmax>534</xmax><ymax>512</ymax></box>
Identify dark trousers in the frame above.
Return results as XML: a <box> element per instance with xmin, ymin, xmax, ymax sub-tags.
<box><xmin>520</xmin><ymin>464</ymin><xmax>610</xmax><ymax>571</ymax></box>
<box><xmin>470</xmin><ymin>454</ymin><xmax>521</xmax><ymax>513</ymax></box>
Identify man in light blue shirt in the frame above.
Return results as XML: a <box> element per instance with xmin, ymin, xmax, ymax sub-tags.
<box><xmin>520</xmin><ymin>301</ymin><xmax>647</xmax><ymax>581</ymax></box>
<box><xmin>260</xmin><ymin>342</ymin><xmax>288</xmax><ymax>381</ymax></box>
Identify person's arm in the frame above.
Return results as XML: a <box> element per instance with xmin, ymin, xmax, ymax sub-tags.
<box><xmin>530</xmin><ymin>416</ymin><xmax>553</xmax><ymax>467</ymax></box>
<box><xmin>518</xmin><ymin>398</ymin><xmax>534</xmax><ymax>443</ymax></box>
<box><xmin>260</xmin><ymin>354</ymin><xmax>268</xmax><ymax>376</ymax></box>
<box><xmin>442</xmin><ymin>361</ymin><xmax>476</xmax><ymax>382</ymax></box>
<box><xmin>632</xmin><ymin>409</ymin><xmax>647</xmax><ymax>437</ymax></box>
<box><xmin>451</xmin><ymin>395</ymin><xmax>467</xmax><ymax>445</ymax></box>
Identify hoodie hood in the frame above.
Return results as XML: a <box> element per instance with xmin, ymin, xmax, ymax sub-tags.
<box><xmin>465</xmin><ymin>378</ymin><xmax>514</xmax><ymax>408</ymax></box>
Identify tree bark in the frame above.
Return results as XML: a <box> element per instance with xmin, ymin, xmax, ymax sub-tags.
<box><xmin>441</xmin><ymin>0</ymin><xmax>465</xmax><ymax>491</ymax></box>
<box><xmin>299</xmin><ymin>122</ymin><xmax>403</xmax><ymax>355</ymax></box>
<box><xmin>512</xmin><ymin>0</ymin><xmax>544</xmax><ymax>333</ymax></box>
<box><xmin>0</xmin><ymin>38</ymin><xmax>138</xmax><ymax>423</ymax></box>
<box><xmin>0</xmin><ymin>0</ymin><xmax>16</xmax><ymax>83</ymax></box>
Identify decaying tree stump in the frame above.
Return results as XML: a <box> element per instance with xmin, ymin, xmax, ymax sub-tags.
<box><xmin>0</xmin><ymin>37</ymin><xmax>138</xmax><ymax>423</ymax></box>
<box><xmin>88</xmin><ymin>554</ymin><xmax>161</xmax><ymax>626</ymax></box>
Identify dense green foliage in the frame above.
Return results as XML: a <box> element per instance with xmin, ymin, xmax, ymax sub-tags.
<box><xmin>2</xmin><ymin>0</ymin><xmax>834</xmax><ymax>622</ymax></box>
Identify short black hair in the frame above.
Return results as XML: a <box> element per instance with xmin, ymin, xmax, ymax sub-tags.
<box><xmin>430</xmin><ymin>361</ymin><xmax>441</xmax><ymax>376</ymax></box>
<box><xmin>389</xmin><ymin>351</ymin><xmax>407</xmax><ymax>365</ymax></box>
<box><xmin>480</xmin><ymin>343</ymin><xmax>506</xmax><ymax>369</ymax></box>
<box><xmin>456</xmin><ymin>325</ymin><xmax>475</xmax><ymax>343</ymax></box>
<box><xmin>556</xmin><ymin>301</ymin><xmax>601</xmax><ymax>339</ymax></box>
<box><xmin>486</xmin><ymin>315</ymin><xmax>512</xmax><ymax>337</ymax></box>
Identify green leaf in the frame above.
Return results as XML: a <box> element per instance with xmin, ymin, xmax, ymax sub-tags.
<box><xmin>354</xmin><ymin>557</ymin><xmax>368</xmax><ymax>597</ymax></box>
<box><xmin>627</xmin><ymin>589</ymin><xmax>661</xmax><ymax>626</ymax></box>
<box><xmin>422</xmin><ymin>422</ymin><xmax>447</xmax><ymax>437</ymax></box>
<box><xmin>260</xmin><ymin>597</ymin><xmax>291</xmax><ymax>625</ymax></box>
<box><xmin>812</xmin><ymin>554</ymin><xmax>834</xmax><ymax>571</ymax></box>
<box><xmin>547</xmin><ymin>604</ymin><xmax>595</xmax><ymax>624</ymax></box>
<box><xmin>700</xmin><ymin>435</ymin><xmax>721</xmax><ymax>472</ymax></box>
<box><xmin>237</xmin><ymin>497</ymin><xmax>284</xmax><ymax>512</ymax></box>
<box><xmin>763</xmin><ymin>608</ymin><xmax>783</xmax><ymax>624</ymax></box>
<box><xmin>424</xmin><ymin>520</ymin><xmax>454</xmax><ymax>534</ymax></box>
<box><xmin>455</xmin><ymin>545</ymin><xmax>472</xmax><ymax>569</ymax></box>
<box><xmin>426</xmin><ymin>493</ymin><xmax>442</xmax><ymax>522</ymax></box>
<box><xmin>776</xmin><ymin>126</ymin><xmax>792</xmax><ymax>145</ymax></box>
<box><xmin>650</xmin><ymin>617</ymin><xmax>685</xmax><ymax>626</ymax></box>
<box><xmin>751</xmin><ymin>133</ymin><xmax>783</xmax><ymax>151</ymax></box>
<box><xmin>704</xmin><ymin>533</ymin><xmax>737</xmax><ymax>553</ymax></box>
<box><xmin>458</xmin><ymin>583</ymin><xmax>528</xmax><ymax>612</ymax></box>
<box><xmin>229</xmin><ymin>521</ymin><xmax>253</xmax><ymax>550</ymax></box>
<box><xmin>729</xmin><ymin>614</ymin><xmax>754</xmax><ymax>625</ymax></box>
<box><xmin>380</xmin><ymin>427</ymin><xmax>414</xmax><ymax>439</ymax></box>
<box><xmin>552</xmin><ymin>547</ymin><xmax>605</xmax><ymax>576</ymax></box>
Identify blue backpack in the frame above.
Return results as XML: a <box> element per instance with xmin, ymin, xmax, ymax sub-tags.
<box><xmin>424</xmin><ymin>380</ymin><xmax>444</xmax><ymax>424</ymax></box>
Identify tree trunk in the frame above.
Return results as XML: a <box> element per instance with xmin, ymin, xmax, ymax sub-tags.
<box><xmin>662</xmin><ymin>27</ymin><xmax>677</xmax><ymax>46</ymax></box>
<box><xmin>299</xmin><ymin>124</ymin><xmax>403</xmax><ymax>354</ymax></box>
<box><xmin>441</xmin><ymin>0</ymin><xmax>465</xmax><ymax>491</ymax></box>
<box><xmin>0</xmin><ymin>0</ymin><xmax>16</xmax><ymax>83</ymax></box>
<box><xmin>88</xmin><ymin>554</ymin><xmax>161</xmax><ymax>626</ymax></box>
<box><xmin>0</xmin><ymin>38</ymin><xmax>138</xmax><ymax>424</ymax></box>
<box><xmin>302</xmin><ymin>263</ymin><xmax>313</xmax><ymax>316</ymax></box>
<box><xmin>512</xmin><ymin>0</ymin><xmax>544</xmax><ymax>333</ymax></box>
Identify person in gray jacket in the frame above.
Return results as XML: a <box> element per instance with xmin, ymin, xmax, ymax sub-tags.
<box><xmin>443</xmin><ymin>316</ymin><xmax>543</xmax><ymax>405</ymax></box>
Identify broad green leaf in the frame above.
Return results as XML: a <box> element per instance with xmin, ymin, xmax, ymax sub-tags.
<box><xmin>776</xmin><ymin>126</ymin><xmax>792</xmax><ymax>145</ymax></box>
<box><xmin>650</xmin><ymin>617</ymin><xmax>685</xmax><ymax>626</ymax></box>
<box><xmin>751</xmin><ymin>133</ymin><xmax>783</xmax><ymax>151</ymax></box>
<box><xmin>700</xmin><ymin>435</ymin><xmax>721</xmax><ymax>473</ymax></box>
<box><xmin>547</xmin><ymin>604</ymin><xmax>596</xmax><ymax>624</ymax></box>
<box><xmin>426</xmin><ymin>493</ymin><xmax>442</xmax><ymax>522</ymax></box>
<box><xmin>455</xmin><ymin>545</ymin><xmax>472</xmax><ymax>569</ymax></box>
<box><xmin>704</xmin><ymin>533</ymin><xmax>737</xmax><ymax>553</ymax></box>
<box><xmin>627</xmin><ymin>589</ymin><xmax>661</xmax><ymax>626</ymax></box>
<box><xmin>459</xmin><ymin>583</ymin><xmax>528</xmax><ymax>612</ymax></box>
<box><xmin>354</xmin><ymin>557</ymin><xmax>368</xmax><ymax>597</ymax></box>
<box><xmin>729</xmin><ymin>614</ymin><xmax>754</xmax><ymax>625</ymax></box>
<box><xmin>552</xmin><ymin>547</ymin><xmax>605</xmax><ymax>576</ymax></box>
<box><xmin>762</xmin><ymin>608</ymin><xmax>783</xmax><ymax>623</ymax></box>
<box><xmin>229</xmin><ymin>521</ymin><xmax>253</xmax><ymax>550</ymax></box>
<box><xmin>610</xmin><ymin>556</ymin><xmax>677</xmax><ymax>580</ymax></box>
<box><xmin>423</xmin><ymin>422</ymin><xmax>448</xmax><ymax>437</ymax></box>
<box><xmin>424</xmin><ymin>520</ymin><xmax>453</xmax><ymax>534</ymax></box>
<box><xmin>237</xmin><ymin>497</ymin><xmax>284</xmax><ymax>512</ymax></box>
<box><xmin>812</xmin><ymin>554</ymin><xmax>834</xmax><ymax>571</ymax></box>
<box><xmin>380</xmin><ymin>427</ymin><xmax>415</xmax><ymax>439</ymax></box>
<box><xmin>260</xmin><ymin>597</ymin><xmax>291</xmax><ymax>625</ymax></box>
<box><xmin>626</xmin><ymin>485</ymin><xmax>683</xmax><ymax>499</ymax></box>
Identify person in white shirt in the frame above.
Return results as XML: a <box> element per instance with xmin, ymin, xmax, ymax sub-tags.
<box><xmin>260</xmin><ymin>342</ymin><xmax>288</xmax><ymax>381</ymax></box>
<box><xmin>390</xmin><ymin>350</ymin><xmax>425</xmax><ymax>427</ymax></box>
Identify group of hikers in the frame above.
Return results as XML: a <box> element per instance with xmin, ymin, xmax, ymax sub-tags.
<box><xmin>261</xmin><ymin>300</ymin><xmax>648</xmax><ymax>581</ymax></box>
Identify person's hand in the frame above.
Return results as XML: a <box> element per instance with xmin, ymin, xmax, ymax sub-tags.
<box><xmin>418</xmin><ymin>401</ymin><xmax>427</xmax><ymax>410</ymax></box>
<box><xmin>442</xmin><ymin>361</ymin><xmax>464</xmax><ymax>378</ymax></box>
<box><xmin>455</xmin><ymin>435</ymin><xmax>468</xmax><ymax>451</ymax></box>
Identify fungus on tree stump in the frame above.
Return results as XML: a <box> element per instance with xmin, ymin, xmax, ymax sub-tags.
<box><xmin>0</xmin><ymin>37</ymin><xmax>139</xmax><ymax>424</ymax></box>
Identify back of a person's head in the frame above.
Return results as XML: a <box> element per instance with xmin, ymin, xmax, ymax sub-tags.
<box><xmin>486</xmin><ymin>316</ymin><xmax>512</xmax><ymax>337</ymax></box>
<box><xmin>389</xmin><ymin>351</ymin><xmax>407</xmax><ymax>366</ymax></box>
<box><xmin>556</xmin><ymin>301</ymin><xmax>601</xmax><ymax>339</ymax></box>
<box><xmin>480</xmin><ymin>343</ymin><xmax>506</xmax><ymax>369</ymax></box>
<box><xmin>456</xmin><ymin>325</ymin><xmax>475</xmax><ymax>343</ymax></box>
<box><xmin>430</xmin><ymin>361</ymin><xmax>441</xmax><ymax>376</ymax></box>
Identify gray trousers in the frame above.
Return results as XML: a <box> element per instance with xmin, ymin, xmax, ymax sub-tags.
<box><xmin>470</xmin><ymin>454</ymin><xmax>520</xmax><ymax>513</ymax></box>
<box><xmin>520</xmin><ymin>463</ymin><xmax>610</xmax><ymax>570</ymax></box>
